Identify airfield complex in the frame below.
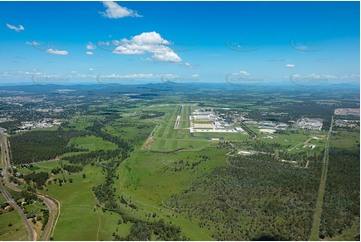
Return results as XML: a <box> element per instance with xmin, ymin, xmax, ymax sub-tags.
<box><xmin>189</xmin><ymin>109</ymin><xmax>244</xmax><ymax>133</ymax></box>
<box><xmin>4</xmin><ymin>106</ymin><xmax>358</xmax><ymax>136</ymax></box>
<box><xmin>187</xmin><ymin>108</ymin><xmax>329</xmax><ymax>135</ymax></box>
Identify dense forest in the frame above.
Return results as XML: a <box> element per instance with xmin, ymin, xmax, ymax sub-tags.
<box><xmin>10</xmin><ymin>130</ymin><xmax>86</xmax><ymax>164</ymax></box>
<box><xmin>320</xmin><ymin>149</ymin><xmax>360</xmax><ymax>240</ymax></box>
<box><xmin>115</xmin><ymin>220</ymin><xmax>185</xmax><ymax>241</ymax></box>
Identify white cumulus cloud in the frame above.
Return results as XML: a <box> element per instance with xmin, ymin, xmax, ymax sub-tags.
<box><xmin>100</xmin><ymin>1</ymin><xmax>142</xmax><ymax>19</ymax></box>
<box><xmin>152</xmin><ymin>51</ymin><xmax>181</xmax><ymax>62</ymax></box>
<box><xmin>86</xmin><ymin>51</ymin><xmax>94</xmax><ymax>55</ymax></box>
<box><xmin>6</xmin><ymin>23</ymin><xmax>24</xmax><ymax>32</ymax></box>
<box><xmin>46</xmin><ymin>49</ymin><xmax>68</xmax><ymax>55</ymax></box>
<box><xmin>112</xmin><ymin>32</ymin><xmax>181</xmax><ymax>63</ymax></box>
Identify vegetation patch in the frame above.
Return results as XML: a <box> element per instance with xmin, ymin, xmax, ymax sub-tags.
<box><xmin>10</xmin><ymin>131</ymin><xmax>86</xmax><ymax>164</ymax></box>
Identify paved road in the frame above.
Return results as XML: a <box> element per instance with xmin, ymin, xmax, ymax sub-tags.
<box><xmin>1</xmin><ymin>133</ymin><xmax>59</xmax><ymax>241</ymax></box>
<box><xmin>0</xmin><ymin>135</ymin><xmax>36</xmax><ymax>241</ymax></box>
<box><xmin>0</xmin><ymin>181</ymin><xmax>36</xmax><ymax>240</ymax></box>
<box><xmin>37</xmin><ymin>194</ymin><xmax>58</xmax><ymax>241</ymax></box>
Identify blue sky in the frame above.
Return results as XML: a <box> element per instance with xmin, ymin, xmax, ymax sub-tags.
<box><xmin>0</xmin><ymin>1</ymin><xmax>359</xmax><ymax>85</ymax></box>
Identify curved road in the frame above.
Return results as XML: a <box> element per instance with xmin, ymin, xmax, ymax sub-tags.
<box><xmin>0</xmin><ymin>133</ymin><xmax>59</xmax><ymax>241</ymax></box>
<box><xmin>37</xmin><ymin>194</ymin><xmax>59</xmax><ymax>241</ymax></box>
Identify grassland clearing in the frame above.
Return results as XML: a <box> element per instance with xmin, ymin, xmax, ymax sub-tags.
<box><xmin>0</xmin><ymin>209</ymin><xmax>28</xmax><ymax>241</ymax></box>
<box><xmin>64</xmin><ymin>115</ymin><xmax>105</xmax><ymax>132</ymax></box>
<box><xmin>18</xmin><ymin>160</ymin><xmax>120</xmax><ymax>241</ymax></box>
<box><xmin>330</xmin><ymin>128</ymin><xmax>360</xmax><ymax>150</ymax></box>
<box><xmin>116</xmin><ymin>146</ymin><xmax>229</xmax><ymax>240</ymax></box>
<box><xmin>68</xmin><ymin>135</ymin><xmax>118</xmax><ymax>152</ymax></box>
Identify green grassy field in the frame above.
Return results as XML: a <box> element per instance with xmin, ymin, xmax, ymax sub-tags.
<box><xmin>48</xmin><ymin>166</ymin><xmax>103</xmax><ymax>240</ymax></box>
<box><xmin>64</xmin><ymin>115</ymin><xmax>105</xmax><ymax>132</ymax></box>
<box><xmin>192</xmin><ymin>132</ymin><xmax>249</xmax><ymax>140</ymax></box>
<box><xmin>0</xmin><ymin>194</ymin><xmax>5</xmax><ymax>203</ymax></box>
<box><xmin>0</xmin><ymin>210</ymin><xmax>28</xmax><ymax>241</ymax></box>
<box><xmin>68</xmin><ymin>135</ymin><xmax>118</xmax><ymax>151</ymax></box>
<box><xmin>116</xmin><ymin>146</ymin><xmax>229</xmax><ymax>240</ymax></box>
<box><xmin>59</xmin><ymin>151</ymin><xmax>89</xmax><ymax>159</ymax></box>
<box><xmin>102</xmin><ymin>117</ymin><xmax>155</xmax><ymax>146</ymax></box>
<box><xmin>330</xmin><ymin>128</ymin><xmax>360</xmax><ymax>150</ymax></box>
<box><xmin>19</xmin><ymin>161</ymin><xmax>121</xmax><ymax>241</ymax></box>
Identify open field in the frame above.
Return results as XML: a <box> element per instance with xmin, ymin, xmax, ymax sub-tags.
<box><xmin>68</xmin><ymin>135</ymin><xmax>118</xmax><ymax>151</ymax></box>
<box><xmin>59</xmin><ymin>151</ymin><xmax>88</xmax><ymax>159</ymax></box>
<box><xmin>64</xmin><ymin>115</ymin><xmax>105</xmax><ymax>132</ymax></box>
<box><xmin>330</xmin><ymin>128</ymin><xmax>360</xmax><ymax>150</ymax></box>
<box><xmin>116</xmin><ymin>146</ymin><xmax>229</xmax><ymax>240</ymax></box>
<box><xmin>102</xmin><ymin>119</ymin><xmax>155</xmax><ymax>146</ymax></box>
<box><xmin>192</xmin><ymin>131</ymin><xmax>249</xmax><ymax>140</ymax></box>
<box><xmin>48</xmin><ymin>166</ymin><xmax>102</xmax><ymax>240</ymax></box>
<box><xmin>18</xmin><ymin>161</ymin><xmax>120</xmax><ymax>241</ymax></box>
<box><xmin>0</xmin><ymin>210</ymin><xmax>28</xmax><ymax>241</ymax></box>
